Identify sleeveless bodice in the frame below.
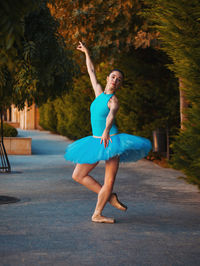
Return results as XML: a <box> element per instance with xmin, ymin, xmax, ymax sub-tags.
<box><xmin>90</xmin><ymin>92</ymin><xmax>118</xmax><ymax>136</ymax></box>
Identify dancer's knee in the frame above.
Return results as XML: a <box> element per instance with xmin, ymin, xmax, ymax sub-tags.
<box><xmin>72</xmin><ymin>172</ymin><xmax>82</xmax><ymax>183</ymax></box>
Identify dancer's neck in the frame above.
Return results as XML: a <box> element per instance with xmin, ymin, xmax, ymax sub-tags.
<box><xmin>104</xmin><ymin>88</ymin><xmax>115</xmax><ymax>94</ymax></box>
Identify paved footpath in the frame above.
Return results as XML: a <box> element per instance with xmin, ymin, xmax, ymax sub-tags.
<box><xmin>0</xmin><ymin>130</ymin><xmax>200</xmax><ymax>266</ymax></box>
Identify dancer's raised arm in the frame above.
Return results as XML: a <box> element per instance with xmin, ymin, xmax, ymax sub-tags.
<box><xmin>77</xmin><ymin>41</ymin><xmax>103</xmax><ymax>97</ymax></box>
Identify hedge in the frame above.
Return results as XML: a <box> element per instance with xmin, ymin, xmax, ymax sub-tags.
<box><xmin>0</xmin><ymin>123</ymin><xmax>18</xmax><ymax>137</ymax></box>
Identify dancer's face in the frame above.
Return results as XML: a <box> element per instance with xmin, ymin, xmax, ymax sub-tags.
<box><xmin>106</xmin><ymin>71</ymin><xmax>123</xmax><ymax>91</ymax></box>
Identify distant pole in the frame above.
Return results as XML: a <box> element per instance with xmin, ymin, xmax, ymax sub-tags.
<box><xmin>0</xmin><ymin>109</ymin><xmax>11</xmax><ymax>172</ymax></box>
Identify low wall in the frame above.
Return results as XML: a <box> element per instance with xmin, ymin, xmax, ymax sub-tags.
<box><xmin>5</xmin><ymin>122</ymin><xmax>20</xmax><ymax>128</ymax></box>
<box><xmin>4</xmin><ymin>137</ymin><xmax>32</xmax><ymax>155</ymax></box>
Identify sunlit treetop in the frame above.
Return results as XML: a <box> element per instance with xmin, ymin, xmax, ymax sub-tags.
<box><xmin>48</xmin><ymin>0</ymin><xmax>147</xmax><ymax>58</ymax></box>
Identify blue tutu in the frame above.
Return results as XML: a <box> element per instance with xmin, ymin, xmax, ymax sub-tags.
<box><xmin>64</xmin><ymin>133</ymin><xmax>152</xmax><ymax>164</ymax></box>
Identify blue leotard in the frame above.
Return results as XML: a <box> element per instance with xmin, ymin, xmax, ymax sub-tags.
<box><xmin>90</xmin><ymin>92</ymin><xmax>118</xmax><ymax>136</ymax></box>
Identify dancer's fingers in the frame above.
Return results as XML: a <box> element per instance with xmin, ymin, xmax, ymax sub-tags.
<box><xmin>79</xmin><ymin>41</ymin><xmax>85</xmax><ymax>48</ymax></box>
<box><xmin>107</xmin><ymin>139</ymin><xmax>110</xmax><ymax>147</ymax></box>
<box><xmin>77</xmin><ymin>42</ymin><xmax>82</xmax><ymax>48</ymax></box>
<box><xmin>104</xmin><ymin>139</ymin><xmax>108</xmax><ymax>148</ymax></box>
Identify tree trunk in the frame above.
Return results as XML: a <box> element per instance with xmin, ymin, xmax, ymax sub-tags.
<box><xmin>0</xmin><ymin>109</ymin><xmax>11</xmax><ymax>172</ymax></box>
<box><xmin>179</xmin><ymin>78</ymin><xmax>188</xmax><ymax>130</ymax></box>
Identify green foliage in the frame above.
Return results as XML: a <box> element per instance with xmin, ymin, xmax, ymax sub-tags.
<box><xmin>170</xmin><ymin>105</ymin><xmax>200</xmax><ymax>184</ymax></box>
<box><xmin>39</xmin><ymin>75</ymin><xmax>93</xmax><ymax>139</ymax></box>
<box><xmin>0</xmin><ymin>0</ymin><xmax>75</xmax><ymax>110</ymax></box>
<box><xmin>0</xmin><ymin>123</ymin><xmax>18</xmax><ymax>137</ymax></box>
<box><xmin>115</xmin><ymin>48</ymin><xmax>179</xmax><ymax>139</ymax></box>
<box><xmin>39</xmin><ymin>100</ymin><xmax>57</xmax><ymax>132</ymax></box>
<box><xmin>0</xmin><ymin>67</ymin><xmax>13</xmax><ymax>109</ymax></box>
<box><xmin>0</xmin><ymin>0</ymin><xmax>38</xmax><ymax>51</ymax></box>
<box><xmin>0</xmin><ymin>0</ymin><xmax>38</xmax><ymax>110</ymax></box>
<box><xmin>54</xmin><ymin>80</ymin><xmax>92</xmax><ymax>140</ymax></box>
<box><xmin>145</xmin><ymin>0</ymin><xmax>200</xmax><ymax>184</ymax></box>
<box><xmin>144</xmin><ymin>0</ymin><xmax>200</xmax><ymax>89</ymax></box>
<box><xmin>12</xmin><ymin>1</ymin><xmax>75</xmax><ymax>109</ymax></box>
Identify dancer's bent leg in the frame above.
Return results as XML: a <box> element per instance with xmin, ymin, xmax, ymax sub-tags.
<box><xmin>72</xmin><ymin>160</ymin><xmax>126</xmax><ymax>212</ymax></box>
<box><xmin>92</xmin><ymin>156</ymin><xmax>119</xmax><ymax>223</ymax></box>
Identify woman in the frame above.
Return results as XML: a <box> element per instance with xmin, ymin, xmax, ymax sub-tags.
<box><xmin>64</xmin><ymin>42</ymin><xmax>152</xmax><ymax>224</ymax></box>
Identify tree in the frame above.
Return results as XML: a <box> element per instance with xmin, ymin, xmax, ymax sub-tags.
<box><xmin>0</xmin><ymin>0</ymin><xmax>38</xmax><ymax>60</ymax></box>
<box><xmin>0</xmin><ymin>0</ymin><xmax>38</xmax><ymax>106</ymax></box>
<box><xmin>48</xmin><ymin>0</ymin><xmax>145</xmax><ymax>59</ymax></box>
<box><xmin>1</xmin><ymin>0</ymin><xmax>75</xmax><ymax>108</ymax></box>
<box><xmin>13</xmin><ymin>0</ymin><xmax>75</xmax><ymax>109</ymax></box>
<box><xmin>0</xmin><ymin>0</ymin><xmax>75</xmax><ymax>172</ymax></box>
<box><xmin>143</xmin><ymin>0</ymin><xmax>199</xmax><ymax>129</ymax></box>
<box><xmin>0</xmin><ymin>0</ymin><xmax>38</xmax><ymax>172</ymax></box>
<box><xmin>144</xmin><ymin>0</ymin><xmax>200</xmax><ymax>184</ymax></box>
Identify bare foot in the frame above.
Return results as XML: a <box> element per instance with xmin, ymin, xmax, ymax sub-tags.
<box><xmin>109</xmin><ymin>193</ymin><xmax>127</xmax><ymax>211</ymax></box>
<box><xmin>92</xmin><ymin>214</ymin><xmax>115</xmax><ymax>224</ymax></box>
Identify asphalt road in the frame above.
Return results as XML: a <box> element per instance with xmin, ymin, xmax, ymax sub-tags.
<box><xmin>0</xmin><ymin>130</ymin><xmax>200</xmax><ymax>266</ymax></box>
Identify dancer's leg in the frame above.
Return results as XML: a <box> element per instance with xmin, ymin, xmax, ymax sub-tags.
<box><xmin>72</xmin><ymin>162</ymin><xmax>101</xmax><ymax>193</ymax></box>
<box><xmin>92</xmin><ymin>156</ymin><xmax>119</xmax><ymax>223</ymax></box>
<box><xmin>72</xmin><ymin>160</ymin><xmax>126</xmax><ymax>212</ymax></box>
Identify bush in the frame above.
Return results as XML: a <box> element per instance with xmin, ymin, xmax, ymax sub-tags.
<box><xmin>54</xmin><ymin>76</ymin><xmax>93</xmax><ymax>139</ymax></box>
<box><xmin>39</xmin><ymin>100</ymin><xmax>57</xmax><ymax>132</ymax></box>
<box><xmin>0</xmin><ymin>123</ymin><xmax>18</xmax><ymax>137</ymax></box>
<box><xmin>39</xmin><ymin>75</ymin><xmax>93</xmax><ymax>140</ymax></box>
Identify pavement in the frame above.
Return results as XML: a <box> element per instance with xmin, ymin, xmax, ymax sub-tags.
<box><xmin>0</xmin><ymin>129</ymin><xmax>200</xmax><ymax>266</ymax></box>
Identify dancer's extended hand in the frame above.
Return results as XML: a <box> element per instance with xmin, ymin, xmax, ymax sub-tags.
<box><xmin>100</xmin><ymin>130</ymin><xmax>112</xmax><ymax>148</ymax></box>
<box><xmin>77</xmin><ymin>41</ymin><xmax>88</xmax><ymax>53</ymax></box>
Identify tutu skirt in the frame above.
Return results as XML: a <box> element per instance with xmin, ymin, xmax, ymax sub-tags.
<box><xmin>64</xmin><ymin>133</ymin><xmax>152</xmax><ymax>164</ymax></box>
